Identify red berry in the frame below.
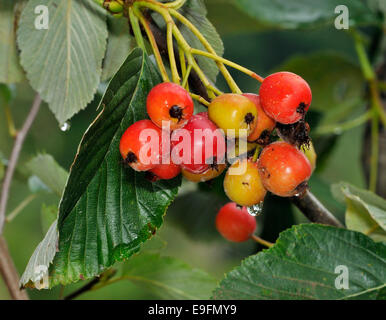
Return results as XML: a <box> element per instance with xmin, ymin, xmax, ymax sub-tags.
<box><xmin>216</xmin><ymin>202</ymin><xmax>256</xmax><ymax>242</ymax></box>
<box><xmin>171</xmin><ymin>112</ymin><xmax>226</xmax><ymax>174</ymax></box>
<box><xmin>147</xmin><ymin>82</ymin><xmax>194</xmax><ymax>130</ymax></box>
<box><xmin>259</xmin><ymin>72</ymin><xmax>312</xmax><ymax>124</ymax></box>
<box><xmin>258</xmin><ymin>141</ymin><xmax>312</xmax><ymax>197</ymax></box>
<box><xmin>243</xmin><ymin>93</ymin><xmax>275</xmax><ymax>143</ymax></box>
<box><xmin>120</xmin><ymin>120</ymin><xmax>163</xmax><ymax>171</ymax></box>
<box><xmin>148</xmin><ymin>162</ymin><xmax>181</xmax><ymax>181</ymax></box>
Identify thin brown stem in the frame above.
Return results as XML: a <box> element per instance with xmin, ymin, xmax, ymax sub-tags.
<box><xmin>0</xmin><ymin>236</ymin><xmax>29</xmax><ymax>300</ymax></box>
<box><xmin>0</xmin><ymin>94</ymin><xmax>42</xmax><ymax>234</ymax></box>
<box><xmin>251</xmin><ymin>234</ymin><xmax>273</xmax><ymax>248</ymax></box>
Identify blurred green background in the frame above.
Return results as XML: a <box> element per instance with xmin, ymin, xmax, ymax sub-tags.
<box><xmin>0</xmin><ymin>0</ymin><xmax>379</xmax><ymax>299</ymax></box>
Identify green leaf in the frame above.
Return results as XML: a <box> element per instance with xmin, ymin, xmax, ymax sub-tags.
<box><xmin>26</xmin><ymin>154</ymin><xmax>68</xmax><ymax>197</ymax></box>
<box><xmin>234</xmin><ymin>0</ymin><xmax>378</xmax><ymax>30</ymax></box>
<box><xmin>276</xmin><ymin>52</ymin><xmax>364</xmax><ymax>126</ymax></box>
<box><xmin>178</xmin><ymin>0</ymin><xmax>224</xmax><ymax>83</ymax></box>
<box><xmin>332</xmin><ymin>182</ymin><xmax>386</xmax><ymax>242</ymax></box>
<box><xmin>0</xmin><ymin>0</ymin><xmax>24</xmax><ymax>83</ymax></box>
<box><xmin>17</xmin><ymin>0</ymin><xmax>108</xmax><ymax>124</ymax></box>
<box><xmin>118</xmin><ymin>253</ymin><xmax>217</xmax><ymax>299</ymax></box>
<box><xmin>42</xmin><ymin>48</ymin><xmax>180</xmax><ymax>288</ymax></box>
<box><xmin>20</xmin><ymin>220</ymin><xmax>58</xmax><ymax>289</ymax></box>
<box><xmin>213</xmin><ymin>224</ymin><xmax>386</xmax><ymax>300</ymax></box>
<box><xmin>101</xmin><ymin>17</ymin><xmax>135</xmax><ymax>81</ymax></box>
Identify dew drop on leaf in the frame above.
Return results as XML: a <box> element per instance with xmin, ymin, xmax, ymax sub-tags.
<box><xmin>60</xmin><ymin>122</ymin><xmax>71</xmax><ymax>132</ymax></box>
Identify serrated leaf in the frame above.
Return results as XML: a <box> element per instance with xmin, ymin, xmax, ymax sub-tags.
<box><xmin>20</xmin><ymin>220</ymin><xmax>58</xmax><ymax>289</ymax></box>
<box><xmin>17</xmin><ymin>0</ymin><xmax>108</xmax><ymax>123</ymax></box>
<box><xmin>177</xmin><ymin>0</ymin><xmax>224</xmax><ymax>83</ymax></box>
<box><xmin>101</xmin><ymin>17</ymin><xmax>135</xmax><ymax>81</ymax></box>
<box><xmin>213</xmin><ymin>224</ymin><xmax>386</xmax><ymax>300</ymax></box>
<box><xmin>118</xmin><ymin>253</ymin><xmax>217</xmax><ymax>299</ymax></box>
<box><xmin>36</xmin><ymin>48</ymin><xmax>180</xmax><ymax>288</ymax></box>
<box><xmin>276</xmin><ymin>52</ymin><xmax>364</xmax><ymax>126</ymax></box>
<box><xmin>234</xmin><ymin>0</ymin><xmax>378</xmax><ymax>30</ymax></box>
<box><xmin>332</xmin><ymin>182</ymin><xmax>386</xmax><ymax>242</ymax></box>
<box><xmin>26</xmin><ymin>154</ymin><xmax>68</xmax><ymax>197</ymax></box>
<box><xmin>0</xmin><ymin>0</ymin><xmax>24</xmax><ymax>83</ymax></box>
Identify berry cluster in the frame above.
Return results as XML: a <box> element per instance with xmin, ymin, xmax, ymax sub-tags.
<box><xmin>120</xmin><ymin>71</ymin><xmax>315</xmax><ymax>243</ymax></box>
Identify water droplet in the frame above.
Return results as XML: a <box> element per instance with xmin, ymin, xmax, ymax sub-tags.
<box><xmin>60</xmin><ymin>122</ymin><xmax>71</xmax><ymax>132</ymax></box>
<box><xmin>247</xmin><ymin>202</ymin><xmax>264</xmax><ymax>216</ymax></box>
<box><xmin>333</xmin><ymin>127</ymin><xmax>342</xmax><ymax>135</ymax></box>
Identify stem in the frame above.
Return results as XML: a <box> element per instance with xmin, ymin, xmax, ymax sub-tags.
<box><xmin>167</xmin><ymin>21</ymin><xmax>180</xmax><ymax>83</ymax></box>
<box><xmin>190</xmin><ymin>93</ymin><xmax>210</xmax><ymax>106</ymax></box>
<box><xmin>353</xmin><ymin>31</ymin><xmax>386</xmax><ymax>126</ymax></box>
<box><xmin>252</xmin><ymin>146</ymin><xmax>260</xmax><ymax>162</ymax></box>
<box><xmin>0</xmin><ymin>236</ymin><xmax>29</xmax><ymax>299</ymax></box>
<box><xmin>190</xmin><ymin>48</ymin><xmax>263</xmax><ymax>83</ymax></box>
<box><xmin>369</xmin><ymin>115</ymin><xmax>379</xmax><ymax>192</ymax></box>
<box><xmin>313</xmin><ymin>111</ymin><xmax>373</xmax><ymax>136</ymax></box>
<box><xmin>0</xmin><ymin>94</ymin><xmax>42</xmax><ymax>234</ymax></box>
<box><xmin>170</xmin><ymin>8</ymin><xmax>243</xmax><ymax>93</ymax></box>
<box><xmin>4</xmin><ymin>104</ymin><xmax>18</xmax><ymax>138</ymax></box>
<box><xmin>163</xmin><ymin>0</ymin><xmax>186</xmax><ymax>9</ymax></box>
<box><xmin>64</xmin><ymin>277</ymin><xmax>101</xmax><ymax>300</ymax></box>
<box><xmin>134</xmin><ymin>7</ymin><xmax>170</xmax><ymax>82</ymax></box>
<box><xmin>291</xmin><ymin>190</ymin><xmax>344</xmax><ymax>228</ymax></box>
<box><xmin>129</xmin><ymin>7</ymin><xmax>146</xmax><ymax>52</ymax></box>
<box><xmin>251</xmin><ymin>234</ymin><xmax>273</xmax><ymax>248</ymax></box>
<box><xmin>5</xmin><ymin>194</ymin><xmax>37</xmax><ymax>223</ymax></box>
<box><xmin>181</xmin><ymin>64</ymin><xmax>192</xmax><ymax>88</ymax></box>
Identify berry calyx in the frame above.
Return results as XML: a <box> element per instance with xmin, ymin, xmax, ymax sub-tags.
<box><xmin>147</xmin><ymin>82</ymin><xmax>194</xmax><ymax>130</ymax></box>
<box><xmin>182</xmin><ymin>163</ymin><xmax>226</xmax><ymax>182</ymax></box>
<box><xmin>242</xmin><ymin>93</ymin><xmax>275</xmax><ymax>144</ymax></box>
<box><xmin>215</xmin><ymin>202</ymin><xmax>257</xmax><ymax>242</ymax></box>
<box><xmin>223</xmin><ymin>159</ymin><xmax>267</xmax><ymax>207</ymax></box>
<box><xmin>259</xmin><ymin>72</ymin><xmax>312</xmax><ymax>124</ymax></box>
<box><xmin>147</xmin><ymin>162</ymin><xmax>181</xmax><ymax>181</ymax></box>
<box><xmin>120</xmin><ymin>120</ymin><xmax>162</xmax><ymax>171</ymax></box>
<box><xmin>171</xmin><ymin>112</ymin><xmax>226</xmax><ymax>174</ymax></box>
<box><xmin>258</xmin><ymin>141</ymin><xmax>312</xmax><ymax>197</ymax></box>
<box><xmin>208</xmin><ymin>94</ymin><xmax>257</xmax><ymax>137</ymax></box>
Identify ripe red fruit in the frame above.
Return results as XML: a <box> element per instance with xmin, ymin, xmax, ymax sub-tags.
<box><xmin>147</xmin><ymin>162</ymin><xmax>181</xmax><ymax>181</ymax></box>
<box><xmin>259</xmin><ymin>72</ymin><xmax>312</xmax><ymax>124</ymax></box>
<box><xmin>216</xmin><ymin>202</ymin><xmax>257</xmax><ymax>242</ymax></box>
<box><xmin>243</xmin><ymin>93</ymin><xmax>275</xmax><ymax>143</ymax></box>
<box><xmin>119</xmin><ymin>120</ymin><xmax>163</xmax><ymax>171</ymax></box>
<box><xmin>258</xmin><ymin>141</ymin><xmax>312</xmax><ymax>197</ymax></box>
<box><xmin>171</xmin><ymin>112</ymin><xmax>226</xmax><ymax>174</ymax></box>
<box><xmin>147</xmin><ymin>82</ymin><xmax>194</xmax><ymax>130</ymax></box>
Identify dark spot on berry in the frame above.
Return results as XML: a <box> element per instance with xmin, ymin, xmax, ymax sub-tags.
<box><xmin>276</xmin><ymin>120</ymin><xmax>310</xmax><ymax>148</ymax></box>
<box><xmin>294</xmin><ymin>181</ymin><xmax>309</xmax><ymax>197</ymax></box>
<box><xmin>145</xmin><ymin>171</ymin><xmax>158</xmax><ymax>182</ymax></box>
<box><xmin>242</xmin><ymin>182</ymin><xmax>249</xmax><ymax>186</ymax></box>
<box><xmin>257</xmin><ymin>130</ymin><xmax>272</xmax><ymax>145</ymax></box>
<box><xmin>236</xmin><ymin>204</ymin><xmax>243</xmax><ymax>209</ymax></box>
<box><xmin>169</xmin><ymin>105</ymin><xmax>183</xmax><ymax>122</ymax></box>
<box><xmin>296</xmin><ymin>102</ymin><xmax>307</xmax><ymax>118</ymax></box>
<box><xmin>244</xmin><ymin>112</ymin><xmax>255</xmax><ymax>125</ymax></box>
<box><xmin>125</xmin><ymin>152</ymin><xmax>137</xmax><ymax>164</ymax></box>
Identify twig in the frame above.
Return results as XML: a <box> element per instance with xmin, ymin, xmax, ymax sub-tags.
<box><xmin>0</xmin><ymin>236</ymin><xmax>29</xmax><ymax>300</ymax></box>
<box><xmin>291</xmin><ymin>190</ymin><xmax>344</xmax><ymax>228</ymax></box>
<box><xmin>63</xmin><ymin>277</ymin><xmax>101</xmax><ymax>300</ymax></box>
<box><xmin>0</xmin><ymin>94</ymin><xmax>42</xmax><ymax>234</ymax></box>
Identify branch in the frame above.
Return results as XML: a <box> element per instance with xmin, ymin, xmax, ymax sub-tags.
<box><xmin>0</xmin><ymin>94</ymin><xmax>42</xmax><ymax>234</ymax></box>
<box><xmin>291</xmin><ymin>190</ymin><xmax>344</xmax><ymax>228</ymax></box>
<box><xmin>0</xmin><ymin>236</ymin><xmax>29</xmax><ymax>299</ymax></box>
